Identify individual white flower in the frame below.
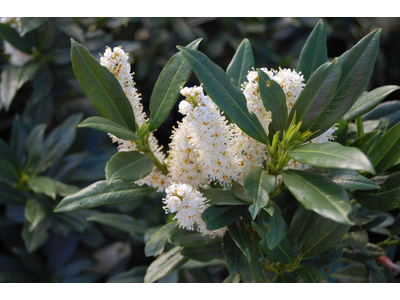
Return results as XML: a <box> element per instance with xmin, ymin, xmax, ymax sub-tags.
<box><xmin>92</xmin><ymin>241</ymin><xmax>131</xmax><ymax>273</ymax></box>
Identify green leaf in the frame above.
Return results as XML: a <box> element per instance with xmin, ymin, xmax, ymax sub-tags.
<box><xmin>342</xmin><ymin>243</ymin><xmax>386</xmax><ymax>261</ymax></box>
<box><xmin>282</xmin><ymin>169</ymin><xmax>352</xmax><ymax>224</ymax></box>
<box><xmin>321</xmin><ymin>169</ymin><xmax>380</xmax><ymax>191</ymax></box>
<box><xmin>87</xmin><ymin>213</ymin><xmax>146</xmax><ymax>235</ymax></box>
<box><xmin>24</xmin><ymin>198</ymin><xmax>49</xmax><ymax>232</ymax></box>
<box><xmin>25</xmin><ymin>124</ymin><xmax>46</xmax><ymax>173</ymax></box>
<box><xmin>19</xmin><ymin>17</ymin><xmax>49</xmax><ymax>36</ymax></box>
<box><xmin>55</xmin><ymin>181</ymin><xmax>80</xmax><ymax>197</ymax></box>
<box><xmin>226</xmin><ymin>38</ymin><xmax>255</xmax><ymax>88</ymax></box>
<box><xmin>144</xmin><ymin>247</ymin><xmax>188</xmax><ymax>283</ymax></box>
<box><xmin>297</xmin><ymin>19</ymin><xmax>327</xmax><ymax>83</ymax></box>
<box><xmin>290</xmin><ymin>59</ymin><xmax>341</xmax><ymax>131</ymax></box>
<box><xmin>70</xmin><ymin>39</ymin><xmax>136</xmax><ymax>132</ymax></box>
<box><xmin>107</xmin><ymin>266</ymin><xmax>147</xmax><ymax>283</ymax></box>
<box><xmin>0</xmin><ymin>159</ymin><xmax>20</xmax><ymax>183</ymax></box>
<box><xmin>0</xmin><ymin>182</ymin><xmax>26</xmax><ymax>205</ymax></box>
<box><xmin>170</xmin><ymin>226</ymin><xmax>216</xmax><ymax>247</ymax></box>
<box><xmin>0</xmin><ymin>23</ymin><xmax>33</xmax><ymax>53</ymax></box>
<box><xmin>332</xmin><ymin>264</ymin><xmax>369</xmax><ymax>283</ymax></box>
<box><xmin>344</xmin><ymin>85</ymin><xmax>400</xmax><ymax>122</ymax></box>
<box><xmin>149</xmin><ymin>38</ymin><xmax>201</xmax><ymax>132</ymax></box>
<box><xmin>0</xmin><ymin>138</ymin><xmax>20</xmax><ymax>169</ymax></box>
<box><xmin>362</xmin><ymin>100</ymin><xmax>400</xmax><ymax>129</ymax></box>
<box><xmin>227</xmin><ymin>220</ymin><xmax>253</xmax><ymax>262</ymax></box>
<box><xmin>240</xmin><ymin>234</ymin><xmax>263</xmax><ymax>283</ymax></box>
<box><xmin>222</xmin><ymin>233</ymin><xmax>245</xmax><ymax>277</ymax></box>
<box><xmin>260</xmin><ymin>208</ymin><xmax>286</xmax><ymax>249</ymax></box>
<box><xmin>27</xmin><ymin>176</ymin><xmax>57</xmax><ymax>199</ymax></box>
<box><xmin>243</xmin><ymin>167</ymin><xmax>276</xmax><ymax>219</ymax></box>
<box><xmin>301</xmin><ymin>246</ymin><xmax>343</xmax><ymax>268</ymax></box>
<box><xmin>273</xmin><ymin>272</ymin><xmax>297</xmax><ymax>283</ymax></box>
<box><xmin>261</xmin><ymin>235</ymin><xmax>291</xmax><ymax>264</ymax></box>
<box><xmin>231</xmin><ymin>181</ymin><xmax>253</xmax><ymax>203</ymax></box>
<box><xmin>310</xmin><ymin>29</ymin><xmax>381</xmax><ymax>136</ymax></box>
<box><xmin>344</xmin><ymin>230</ymin><xmax>370</xmax><ymax>255</ymax></box>
<box><xmin>178</xmin><ymin>46</ymin><xmax>268</xmax><ymax>144</ymax></box>
<box><xmin>258</xmin><ymin>70</ymin><xmax>288</xmax><ymax>137</ymax></box>
<box><xmin>181</xmin><ymin>242</ymin><xmax>223</xmax><ymax>262</ymax></box>
<box><xmin>390</xmin><ymin>214</ymin><xmax>400</xmax><ymax>235</ymax></box>
<box><xmin>11</xmin><ymin>115</ymin><xmax>27</xmax><ymax>162</ymax></box>
<box><xmin>354</xmin><ymin>171</ymin><xmax>400</xmax><ymax>211</ymax></box>
<box><xmin>55</xmin><ymin>18</ymin><xmax>85</xmax><ymax>42</ymax></box>
<box><xmin>145</xmin><ymin>222</ymin><xmax>178</xmax><ymax>257</ymax></box>
<box><xmin>54</xmin><ymin>180</ymin><xmax>153</xmax><ymax>212</ymax></box>
<box><xmin>202</xmin><ymin>189</ymin><xmax>249</xmax><ymax>205</ymax></box>
<box><xmin>22</xmin><ymin>220</ymin><xmax>50</xmax><ymax>253</ymax></box>
<box><xmin>368</xmin><ymin>122</ymin><xmax>400</xmax><ymax>174</ymax></box>
<box><xmin>79</xmin><ymin>116</ymin><xmax>140</xmax><ymax>141</ymax></box>
<box><xmin>365</xmin><ymin>261</ymin><xmax>386</xmax><ymax>283</ymax></box>
<box><xmin>296</xmin><ymin>265</ymin><xmax>328</xmax><ymax>283</ymax></box>
<box><xmin>287</xmin><ymin>142</ymin><xmax>375</xmax><ymax>174</ymax></box>
<box><xmin>105</xmin><ymin>151</ymin><xmax>154</xmax><ymax>184</ymax></box>
<box><xmin>349</xmin><ymin>130</ymin><xmax>380</xmax><ymax>154</ymax></box>
<box><xmin>202</xmin><ymin>205</ymin><xmax>247</xmax><ymax>230</ymax></box>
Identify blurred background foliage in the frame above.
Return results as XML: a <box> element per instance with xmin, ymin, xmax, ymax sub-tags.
<box><xmin>1</xmin><ymin>17</ymin><xmax>400</xmax><ymax>283</ymax></box>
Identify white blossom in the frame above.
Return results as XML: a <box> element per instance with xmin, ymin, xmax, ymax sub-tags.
<box><xmin>92</xmin><ymin>241</ymin><xmax>131</xmax><ymax>273</ymax></box>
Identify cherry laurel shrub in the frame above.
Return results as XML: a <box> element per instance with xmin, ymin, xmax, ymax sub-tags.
<box><xmin>51</xmin><ymin>20</ymin><xmax>400</xmax><ymax>283</ymax></box>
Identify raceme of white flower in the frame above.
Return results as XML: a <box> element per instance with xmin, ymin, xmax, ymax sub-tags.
<box><xmin>163</xmin><ymin>182</ymin><xmax>227</xmax><ymax>238</ymax></box>
<box><xmin>0</xmin><ymin>17</ymin><xmax>33</xmax><ymax>66</ymax></box>
<box><xmin>179</xmin><ymin>86</ymin><xmax>241</xmax><ymax>186</ymax></box>
<box><xmin>92</xmin><ymin>241</ymin><xmax>131</xmax><ymax>273</ymax></box>
<box><xmin>100</xmin><ymin>46</ymin><xmax>169</xmax><ymax>192</ymax></box>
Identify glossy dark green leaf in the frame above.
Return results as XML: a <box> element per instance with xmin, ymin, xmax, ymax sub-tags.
<box><xmin>27</xmin><ymin>176</ymin><xmax>57</xmax><ymax>200</ymax></box>
<box><xmin>297</xmin><ymin>265</ymin><xmax>328</xmax><ymax>283</ymax></box>
<box><xmin>342</xmin><ymin>243</ymin><xmax>386</xmax><ymax>261</ymax></box>
<box><xmin>54</xmin><ymin>180</ymin><xmax>153</xmax><ymax>212</ymax></box>
<box><xmin>0</xmin><ymin>138</ymin><xmax>20</xmax><ymax>169</ymax></box>
<box><xmin>261</xmin><ymin>235</ymin><xmax>291</xmax><ymax>264</ymax></box>
<box><xmin>144</xmin><ymin>247</ymin><xmax>188</xmax><ymax>283</ymax></box>
<box><xmin>19</xmin><ymin>17</ymin><xmax>49</xmax><ymax>36</ymax></box>
<box><xmin>24</xmin><ymin>198</ymin><xmax>49</xmax><ymax>232</ymax></box>
<box><xmin>344</xmin><ymin>85</ymin><xmax>400</xmax><ymax>122</ymax></box>
<box><xmin>87</xmin><ymin>213</ymin><xmax>146</xmax><ymax>235</ymax></box>
<box><xmin>291</xmin><ymin>59</ymin><xmax>341</xmax><ymax>130</ymax></box>
<box><xmin>79</xmin><ymin>116</ymin><xmax>140</xmax><ymax>141</ymax></box>
<box><xmin>354</xmin><ymin>171</ymin><xmax>400</xmax><ymax>211</ymax></box>
<box><xmin>231</xmin><ymin>181</ymin><xmax>253</xmax><ymax>203</ymax></box>
<box><xmin>0</xmin><ymin>23</ymin><xmax>33</xmax><ymax>53</ymax></box>
<box><xmin>105</xmin><ymin>151</ymin><xmax>153</xmax><ymax>184</ymax></box>
<box><xmin>332</xmin><ymin>264</ymin><xmax>369</xmax><ymax>283</ymax></box>
<box><xmin>227</xmin><ymin>220</ymin><xmax>253</xmax><ymax>262</ymax></box>
<box><xmin>322</xmin><ymin>169</ymin><xmax>380</xmax><ymax>191</ymax></box>
<box><xmin>240</xmin><ymin>234</ymin><xmax>263</xmax><ymax>283</ymax></box>
<box><xmin>283</xmin><ymin>169</ymin><xmax>352</xmax><ymax>224</ymax></box>
<box><xmin>149</xmin><ymin>39</ymin><xmax>201</xmax><ymax>132</ymax></box>
<box><xmin>260</xmin><ymin>209</ymin><xmax>285</xmax><ymax>249</ymax></box>
<box><xmin>25</xmin><ymin>124</ymin><xmax>46</xmax><ymax>173</ymax></box>
<box><xmin>70</xmin><ymin>39</ymin><xmax>136</xmax><ymax>132</ymax></box>
<box><xmin>362</xmin><ymin>100</ymin><xmax>400</xmax><ymax>129</ymax></box>
<box><xmin>22</xmin><ymin>219</ymin><xmax>50</xmax><ymax>253</ymax></box>
<box><xmin>390</xmin><ymin>214</ymin><xmax>400</xmax><ymax>235</ymax></box>
<box><xmin>55</xmin><ymin>18</ymin><xmax>85</xmax><ymax>42</ymax></box>
<box><xmin>273</xmin><ymin>272</ymin><xmax>297</xmax><ymax>283</ymax></box>
<box><xmin>170</xmin><ymin>226</ymin><xmax>216</xmax><ymax>247</ymax></box>
<box><xmin>202</xmin><ymin>205</ymin><xmax>247</xmax><ymax>230</ymax></box>
<box><xmin>0</xmin><ymin>159</ymin><xmax>20</xmax><ymax>183</ymax></box>
<box><xmin>345</xmin><ymin>230</ymin><xmax>370</xmax><ymax>255</ymax></box>
<box><xmin>222</xmin><ymin>233</ymin><xmax>245</xmax><ymax>276</ymax></box>
<box><xmin>365</xmin><ymin>261</ymin><xmax>386</xmax><ymax>283</ymax></box>
<box><xmin>181</xmin><ymin>242</ymin><xmax>223</xmax><ymax>262</ymax></box>
<box><xmin>243</xmin><ymin>167</ymin><xmax>277</xmax><ymax>219</ymax></box>
<box><xmin>301</xmin><ymin>246</ymin><xmax>343</xmax><ymax>269</ymax></box>
<box><xmin>310</xmin><ymin>29</ymin><xmax>381</xmax><ymax>136</ymax></box>
<box><xmin>226</xmin><ymin>38</ymin><xmax>254</xmax><ymax>88</ymax></box>
<box><xmin>0</xmin><ymin>182</ymin><xmax>26</xmax><ymax>205</ymax></box>
<box><xmin>368</xmin><ymin>122</ymin><xmax>400</xmax><ymax>174</ymax></box>
<box><xmin>297</xmin><ymin>19</ymin><xmax>327</xmax><ymax>83</ymax></box>
<box><xmin>178</xmin><ymin>47</ymin><xmax>268</xmax><ymax>144</ymax></box>
<box><xmin>202</xmin><ymin>189</ymin><xmax>249</xmax><ymax>206</ymax></box>
<box><xmin>107</xmin><ymin>266</ymin><xmax>147</xmax><ymax>283</ymax></box>
<box><xmin>288</xmin><ymin>142</ymin><xmax>375</xmax><ymax>174</ymax></box>
<box><xmin>349</xmin><ymin>130</ymin><xmax>380</xmax><ymax>154</ymax></box>
<box><xmin>145</xmin><ymin>222</ymin><xmax>178</xmax><ymax>257</ymax></box>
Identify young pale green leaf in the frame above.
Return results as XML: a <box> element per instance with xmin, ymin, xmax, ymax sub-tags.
<box><xmin>0</xmin><ymin>182</ymin><xmax>26</xmax><ymax>205</ymax></box>
<box><xmin>287</xmin><ymin>142</ymin><xmax>375</xmax><ymax>174</ymax></box>
<box><xmin>145</xmin><ymin>222</ymin><xmax>178</xmax><ymax>257</ymax></box>
<box><xmin>297</xmin><ymin>19</ymin><xmax>327</xmax><ymax>83</ymax></box>
<box><xmin>0</xmin><ymin>23</ymin><xmax>33</xmax><ymax>53</ymax></box>
<box><xmin>202</xmin><ymin>205</ymin><xmax>248</xmax><ymax>230</ymax></box>
<box><xmin>79</xmin><ymin>116</ymin><xmax>140</xmax><ymax>141</ymax></box>
<box><xmin>227</xmin><ymin>220</ymin><xmax>253</xmax><ymax>262</ymax></box>
<box><xmin>349</xmin><ymin>131</ymin><xmax>380</xmax><ymax>154</ymax></box>
<box><xmin>344</xmin><ymin>85</ymin><xmax>400</xmax><ymax>123</ymax></box>
<box><xmin>181</xmin><ymin>242</ymin><xmax>224</xmax><ymax>262</ymax></box>
<box><xmin>24</xmin><ymin>198</ymin><xmax>49</xmax><ymax>232</ymax></box>
<box><xmin>144</xmin><ymin>246</ymin><xmax>188</xmax><ymax>283</ymax></box>
<box><xmin>226</xmin><ymin>38</ymin><xmax>255</xmax><ymax>88</ymax></box>
<box><xmin>296</xmin><ymin>265</ymin><xmax>328</xmax><ymax>283</ymax></box>
<box><xmin>178</xmin><ymin>46</ymin><xmax>268</xmax><ymax>144</ymax></box>
<box><xmin>70</xmin><ymin>39</ymin><xmax>136</xmax><ymax>132</ymax></box>
<box><xmin>87</xmin><ymin>213</ymin><xmax>146</xmax><ymax>235</ymax></box>
<box><xmin>290</xmin><ymin>59</ymin><xmax>341</xmax><ymax>131</ymax></box>
<box><xmin>260</xmin><ymin>209</ymin><xmax>286</xmax><ymax>249</ymax></box>
<box><xmin>261</xmin><ymin>235</ymin><xmax>291</xmax><ymax>264</ymax></box>
<box><xmin>310</xmin><ymin>29</ymin><xmax>381</xmax><ymax>137</ymax></box>
<box><xmin>321</xmin><ymin>169</ymin><xmax>380</xmax><ymax>191</ymax></box>
<box><xmin>243</xmin><ymin>167</ymin><xmax>277</xmax><ymax>219</ymax></box>
<box><xmin>282</xmin><ymin>169</ymin><xmax>352</xmax><ymax>224</ymax></box>
<box><xmin>105</xmin><ymin>151</ymin><xmax>153</xmax><ymax>185</ymax></box>
<box><xmin>54</xmin><ymin>180</ymin><xmax>153</xmax><ymax>212</ymax></box>
<box><xmin>202</xmin><ymin>189</ymin><xmax>249</xmax><ymax>206</ymax></box>
<box><xmin>149</xmin><ymin>38</ymin><xmax>201</xmax><ymax>132</ymax></box>
<box><xmin>354</xmin><ymin>171</ymin><xmax>400</xmax><ymax>211</ymax></box>
<box><xmin>368</xmin><ymin>122</ymin><xmax>400</xmax><ymax>174</ymax></box>
<box><xmin>27</xmin><ymin>176</ymin><xmax>57</xmax><ymax>200</ymax></box>
<box><xmin>19</xmin><ymin>17</ymin><xmax>49</xmax><ymax>36</ymax></box>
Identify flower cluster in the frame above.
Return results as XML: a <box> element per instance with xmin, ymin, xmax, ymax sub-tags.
<box><xmin>92</xmin><ymin>241</ymin><xmax>131</xmax><ymax>273</ymax></box>
<box><xmin>163</xmin><ymin>182</ymin><xmax>227</xmax><ymax>238</ymax></box>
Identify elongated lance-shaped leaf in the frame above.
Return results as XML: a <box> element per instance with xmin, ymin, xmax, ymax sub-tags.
<box><xmin>310</xmin><ymin>29</ymin><xmax>381</xmax><ymax>137</ymax></box>
<box><xmin>289</xmin><ymin>59</ymin><xmax>342</xmax><ymax>131</ymax></box>
<box><xmin>287</xmin><ymin>142</ymin><xmax>375</xmax><ymax>174</ymax></box>
<box><xmin>0</xmin><ymin>23</ymin><xmax>33</xmax><ymax>53</ymax></box>
<box><xmin>178</xmin><ymin>46</ymin><xmax>268</xmax><ymax>144</ymax></box>
<box><xmin>105</xmin><ymin>151</ymin><xmax>154</xmax><ymax>184</ymax></box>
<box><xmin>344</xmin><ymin>85</ymin><xmax>400</xmax><ymax>123</ymax></box>
<box><xmin>227</xmin><ymin>220</ymin><xmax>253</xmax><ymax>262</ymax></box>
<box><xmin>261</xmin><ymin>208</ymin><xmax>286</xmax><ymax>249</ymax></box>
<box><xmin>226</xmin><ymin>38</ymin><xmax>255</xmax><ymax>88</ymax></box>
<box><xmin>296</xmin><ymin>265</ymin><xmax>328</xmax><ymax>283</ymax></box>
<box><xmin>79</xmin><ymin>116</ymin><xmax>140</xmax><ymax>141</ymax></box>
<box><xmin>27</xmin><ymin>176</ymin><xmax>57</xmax><ymax>200</ymax></box>
<box><xmin>321</xmin><ymin>168</ymin><xmax>380</xmax><ymax>191</ymax></box>
<box><xmin>70</xmin><ymin>39</ymin><xmax>136</xmax><ymax>132</ymax></box>
<box><xmin>258</xmin><ymin>70</ymin><xmax>288</xmax><ymax>138</ymax></box>
<box><xmin>297</xmin><ymin>19</ymin><xmax>327</xmax><ymax>83</ymax></box>
<box><xmin>349</xmin><ymin>130</ymin><xmax>381</xmax><ymax>154</ymax></box>
<box><xmin>202</xmin><ymin>205</ymin><xmax>248</xmax><ymax>230</ymax></box>
<box><xmin>149</xmin><ymin>38</ymin><xmax>202</xmax><ymax>132</ymax></box>
<box><xmin>54</xmin><ymin>180</ymin><xmax>154</xmax><ymax>212</ymax></box>
<box><xmin>87</xmin><ymin>213</ymin><xmax>146</xmax><ymax>235</ymax></box>
<box><xmin>19</xmin><ymin>17</ymin><xmax>49</xmax><ymax>36</ymax></box>
<box><xmin>282</xmin><ymin>169</ymin><xmax>352</xmax><ymax>224</ymax></box>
